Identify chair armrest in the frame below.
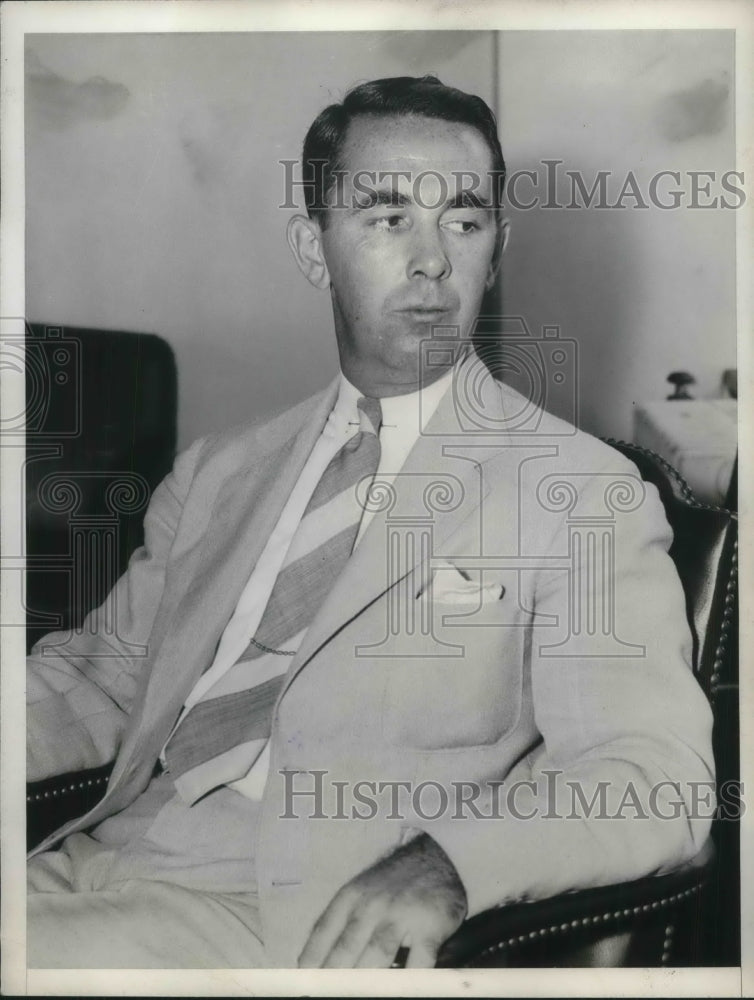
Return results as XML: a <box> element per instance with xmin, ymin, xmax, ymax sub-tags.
<box><xmin>27</xmin><ymin>762</ymin><xmax>114</xmax><ymax>850</ymax></box>
<box><xmin>436</xmin><ymin>843</ymin><xmax>714</xmax><ymax>968</ymax></box>
<box><xmin>28</xmin><ymin>765</ymin><xmax>714</xmax><ymax>967</ymax></box>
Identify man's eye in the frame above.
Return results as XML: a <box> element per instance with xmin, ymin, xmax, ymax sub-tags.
<box><xmin>442</xmin><ymin>219</ymin><xmax>480</xmax><ymax>234</ymax></box>
<box><xmin>372</xmin><ymin>215</ymin><xmax>408</xmax><ymax>231</ymax></box>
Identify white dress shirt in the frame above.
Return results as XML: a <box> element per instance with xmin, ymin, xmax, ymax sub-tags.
<box><xmin>164</xmin><ymin>365</ymin><xmax>455</xmax><ymax>799</ymax></box>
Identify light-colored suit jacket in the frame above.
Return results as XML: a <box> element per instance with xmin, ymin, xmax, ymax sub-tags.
<box><xmin>27</xmin><ymin>353</ymin><xmax>714</xmax><ymax>966</ymax></box>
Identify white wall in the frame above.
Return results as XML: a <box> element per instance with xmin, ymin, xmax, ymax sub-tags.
<box><xmin>496</xmin><ymin>30</ymin><xmax>737</xmax><ymax>441</ymax></box>
<box><xmin>26</xmin><ymin>32</ymin><xmax>495</xmax><ymax>449</ymax></box>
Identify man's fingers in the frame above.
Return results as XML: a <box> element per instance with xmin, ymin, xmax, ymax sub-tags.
<box><xmin>321</xmin><ymin>907</ymin><xmax>384</xmax><ymax>968</ymax></box>
<box><xmin>353</xmin><ymin>924</ymin><xmax>406</xmax><ymax>968</ymax></box>
<box><xmin>298</xmin><ymin>888</ymin><xmax>356</xmax><ymax>968</ymax></box>
<box><xmin>404</xmin><ymin>937</ymin><xmax>440</xmax><ymax>969</ymax></box>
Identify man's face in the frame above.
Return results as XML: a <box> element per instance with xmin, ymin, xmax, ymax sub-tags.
<box><xmin>313</xmin><ymin>114</ymin><xmax>502</xmax><ymax>396</ymax></box>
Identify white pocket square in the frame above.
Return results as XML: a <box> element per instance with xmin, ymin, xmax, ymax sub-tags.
<box><xmin>420</xmin><ymin>559</ymin><xmax>505</xmax><ymax>605</ymax></box>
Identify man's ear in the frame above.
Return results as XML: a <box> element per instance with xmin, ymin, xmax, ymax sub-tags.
<box><xmin>287</xmin><ymin>215</ymin><xmax>330</xmax><ymax>290</ymax></box>
<box><xmin>486</xmin><ymin>218</ymin><xmax>510</xmax><ymax>290</ymax></box>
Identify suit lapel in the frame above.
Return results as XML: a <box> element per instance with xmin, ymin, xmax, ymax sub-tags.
<box><xmin>110</xmin><ymin>379</ymin><xmax>340</xmax><ymax>788</ymax></box>
<box><xmin>279</xmin><ymin>354</ymin><xmax>507</xmax><ymax>694</ymax></box>
<box><xmin>64</xmin><ymin>357</ymin><xmax>523</xmax><ymax>822</ymax></box>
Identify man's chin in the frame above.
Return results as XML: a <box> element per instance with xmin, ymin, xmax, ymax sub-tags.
<box><xmin>383</xmin><ymin>337</ymin><xmax>465</xmax><ymax>389</ymax></box>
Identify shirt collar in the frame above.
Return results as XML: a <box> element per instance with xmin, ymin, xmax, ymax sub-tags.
<box><xmin>335</xmin><ymin>362</ymin><xmax>456</xmax><ymax>437</ymax></box>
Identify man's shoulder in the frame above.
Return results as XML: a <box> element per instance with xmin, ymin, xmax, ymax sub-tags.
<box><xmin>187</xmin><ymin>383</ymin><xmax>335</xmax><ymax>470</ymax></box>
<box><xmin>495</xmin><ymin>378</ymin><xmax>634</xmax><ymax>474</ymax></box>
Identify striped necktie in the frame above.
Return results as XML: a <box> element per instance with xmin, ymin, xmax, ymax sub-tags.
<box><xmin>163</xmin><ymin>396</ymin><xmax>382</xmax><ymax>793</ymax></box>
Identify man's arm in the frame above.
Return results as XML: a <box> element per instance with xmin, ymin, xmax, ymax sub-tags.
<box><xmin>409</xmin><ymin>455</ymin><xmax>715</xmax><ymax>919</ymax></box>
<box><xmin>26</xmin><ymin>438</ymin><xmax>205</xmax><ymax>781</ymax></box>
<box><xmin>299</xmin><ymin>453</ymin><xmax>715</xmax><ymax>967</ymax></box>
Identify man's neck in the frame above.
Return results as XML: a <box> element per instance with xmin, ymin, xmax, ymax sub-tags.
<box><xmin>340</xmin><ymin>347</ymin><xmax>470</xmax><ymax>399</ymax></box>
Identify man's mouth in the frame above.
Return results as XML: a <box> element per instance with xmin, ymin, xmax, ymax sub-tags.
<box><xmin>395</xmin><ymin>305</ymin><xmax>454</xmax><ymax>317</ymax></box>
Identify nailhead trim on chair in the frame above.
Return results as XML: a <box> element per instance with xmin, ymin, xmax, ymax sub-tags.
<box><xmin>661</xmin><ymin>922</ymin><xmax>675</xmax><ymax>965</ymax></box>
<box><xmin>601</xmin><ymin>437</ymin><xmax>736</xmax><ymax>515</ymax></box>
<box><xmin>710</xmin><ymin>538</ymin><xmax>737</xmax><ymax>700</ymax></box>
<box><xmin>27</xmin><ymin>773</ymin><xmax>109</xmax><ymax>804</ymax></box>
<box><xmin>602</xmin><ymin>438</ymin><xmax>737</xmax><ymax>704</ymax></box>
<box><xmin>465</xmin><ymin>884</ymin><xmax>701</xmax><ymax>966</ymax></box>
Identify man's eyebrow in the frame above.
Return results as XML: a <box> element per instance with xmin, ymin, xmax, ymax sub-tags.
<box><xmin>351</xmin><ymin>186</ymin><xmax>411</xmax><ymax>210</ymax></box>
<box><xmin>347</xmin><ymin>185</ymin><xmax>494</xmax><ymax>212</ymax></box>
<box><xmin>447</xmin><ymin>190</ymin><xmax>491</xmax><ymax>210</ymax></box>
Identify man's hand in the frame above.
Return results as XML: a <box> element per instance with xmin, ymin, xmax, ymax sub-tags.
<box><xmin>298</xmin><ymin>832</ymin><xmax>467</xmax><ymax>968</ymax></box>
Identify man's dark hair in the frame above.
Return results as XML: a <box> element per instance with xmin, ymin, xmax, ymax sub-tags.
<box><xmin>301</xmin><ymin>75</ymin><xmax>506</xmax><ymax>226</ymax></box>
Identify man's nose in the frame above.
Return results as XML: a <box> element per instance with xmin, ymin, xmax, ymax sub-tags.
<box><xmin>406</xmin><ymin>228</ymin><xmax>451</xmax><ymax>281</ymax></box>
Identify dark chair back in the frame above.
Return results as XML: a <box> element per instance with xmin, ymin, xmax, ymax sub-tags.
<box><xmin>25</xmin><ymin>323</ymin><xmax>178</xmax><ymax>652</ymax></box>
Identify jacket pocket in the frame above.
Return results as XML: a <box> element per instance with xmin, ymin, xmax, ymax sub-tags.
<box><xmin>380</xmin><ymin>619</ymin><xmax>524</xmax><ymax>751</ymax></box>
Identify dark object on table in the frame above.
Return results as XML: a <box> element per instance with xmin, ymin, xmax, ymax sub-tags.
<box><xmin>666</xmin><ymin>370</ymin><xmax>696</xmax><ymax>400</ymax></box>
<box><xmin>722</xmin><ymin>369</ymin><xmax>737</xmax><ymax>399</ymax></box>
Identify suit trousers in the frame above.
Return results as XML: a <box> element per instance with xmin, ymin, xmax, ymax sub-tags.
<box><xmin>27</xmin><ymin>774</ymin><xmax>267</xmax><ymax>968</ymax></box>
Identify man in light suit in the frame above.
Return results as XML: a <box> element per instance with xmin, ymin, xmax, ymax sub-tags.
<box><xmin>27</xmin><ymin>76</ymin><xmax>714</xmax><ymax>969</ymax></box>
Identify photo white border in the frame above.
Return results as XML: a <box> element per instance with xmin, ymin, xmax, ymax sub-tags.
<box><xmin>1</xmin><ymin>1</ymin><xmax>751</xmax><ymax>996</ymax></box>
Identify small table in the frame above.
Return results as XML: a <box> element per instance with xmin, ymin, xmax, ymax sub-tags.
<box><xmin>633</xmin><ymin>400</ymin><xmax>737</xmax><ymax>505</ymax></box>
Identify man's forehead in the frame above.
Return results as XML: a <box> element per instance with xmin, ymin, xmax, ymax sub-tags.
<box><xmin>338</xmin><ymin>113</ymin><xmax>494</xmax><ymax>182</ymax></box>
